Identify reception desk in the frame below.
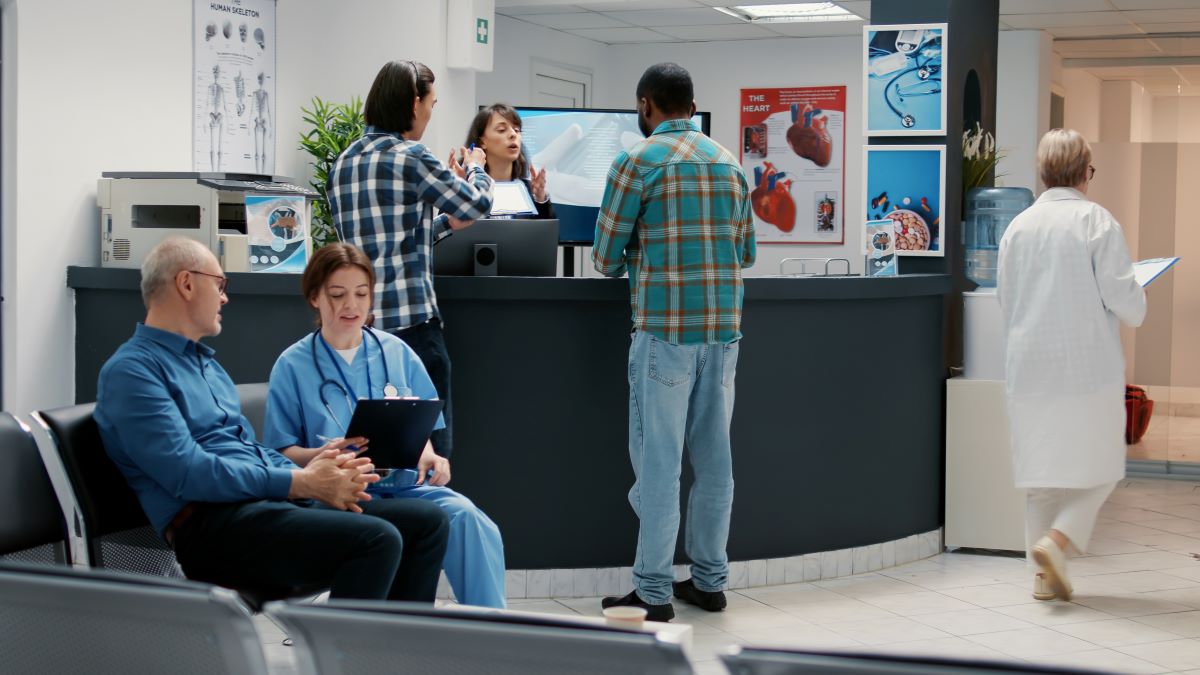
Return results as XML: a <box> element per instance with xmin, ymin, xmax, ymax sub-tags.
<box><xmin>69</xmin><ymin>267</ymin><xmax>951</xmax><ymax>569</ymax></box>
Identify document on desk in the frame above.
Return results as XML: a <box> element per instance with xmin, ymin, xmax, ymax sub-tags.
<box><xmin>1133</xmin><ymin>257</ymin><xmax>1180</xmax><ymax>288</ymax></box>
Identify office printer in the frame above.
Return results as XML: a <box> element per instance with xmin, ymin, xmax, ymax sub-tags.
<box><xmin>97</xmin><ymin>171</ymin><xmax>318</xmax><ymax>272</ymax></box>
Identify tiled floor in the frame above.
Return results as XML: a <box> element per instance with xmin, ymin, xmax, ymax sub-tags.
<box><xmin>258</xmin><ymin>478</ymin><xmax>1200</xmax><ymax>674</ymax></box>
<box><xmin>1129</xmin><ymin>413</ymin><xmax>1200</xmax><ymax>464</ymax></box>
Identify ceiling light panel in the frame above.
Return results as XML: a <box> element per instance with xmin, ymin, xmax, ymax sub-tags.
<box><xmin>715</xmin><ymin>2</ymin><xmax>861</xmax><ymax>24</ymax></box>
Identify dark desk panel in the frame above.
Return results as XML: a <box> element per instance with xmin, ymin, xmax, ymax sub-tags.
<box><xmin>69</xmin><ymin>268</ymin><xmax>950</xmax><ymax>569</ymax></box>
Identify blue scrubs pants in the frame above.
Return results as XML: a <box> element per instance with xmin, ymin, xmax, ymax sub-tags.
<box><xmin>381</xmin><ymin>480</ymin><xmax>506</xmax><ymax>608</ymax></box>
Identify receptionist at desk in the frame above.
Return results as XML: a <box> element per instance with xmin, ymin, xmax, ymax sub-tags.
<box><xmin>465</xmin><ymin>103</ymin><xmax>554</xmax><ymax>220</ymax></box>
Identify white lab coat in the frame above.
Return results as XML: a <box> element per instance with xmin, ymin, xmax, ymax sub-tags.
<box><xmin>997</xmin><ymin>187</ymin><xmax>1146</xmax><ymax>489</ymax></box>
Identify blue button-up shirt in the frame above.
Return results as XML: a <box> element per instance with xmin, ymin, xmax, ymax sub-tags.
<box><xmin>95</xmin><ymin>324</ymin><xmax>296</xmax><ymax>536</ymax></box>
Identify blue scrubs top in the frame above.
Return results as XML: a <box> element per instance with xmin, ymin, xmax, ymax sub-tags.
<box><xmin>263</xmin><ymin>327</ymin><xmax>445</xmax><ymax>452</ymax></box>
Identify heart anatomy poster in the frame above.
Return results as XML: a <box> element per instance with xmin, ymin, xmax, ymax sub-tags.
<box><xmin>740</xmin><ymin>86</ymin><xmax>845</xmax><ymax>244</ymax></box>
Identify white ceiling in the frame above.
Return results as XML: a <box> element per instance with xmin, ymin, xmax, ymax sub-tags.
<box><xmin>496</xmin><ymin>0</ymin><xmax>1200</xmax><ymax>95</ymax></box>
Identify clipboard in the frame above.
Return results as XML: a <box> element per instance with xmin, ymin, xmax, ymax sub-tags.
<box><xmin>489</xmin><ymin>180</ymin><xmax>538</xmax><ymax>217</ymax></box>
<box><xmin>1133</xmin><ymin>257</ymin><xmax>1180</xmax><ymax>288</ymax></box>
<box><xmin>345</xmin><ymin>399</ymin><xmax>444</xmax><ymax>469</ymax></box>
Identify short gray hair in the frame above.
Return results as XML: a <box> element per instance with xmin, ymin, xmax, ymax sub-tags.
<box><xmin>1038</xmin><ymin>128</ymin><xmax>1091</xmax><ymax>189</ymax></box>
<box><xmin>140</xmin><ymin>237</ymin><xmax>212</xmax><ymax>307</ymax></box>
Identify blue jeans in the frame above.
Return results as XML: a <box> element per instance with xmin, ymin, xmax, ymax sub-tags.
<box><xmin>627</xmin><ymin>330</ymin><xmax>738</xmax><ymax>605</ymax></box>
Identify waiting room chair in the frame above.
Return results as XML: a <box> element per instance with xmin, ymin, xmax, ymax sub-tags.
<box><xmin>32</xmin><ymin>403</ymin><xmax>181</xmax><ymax>576</ymax></box>
<box><xmin>236</xmin><ymin>382</ymin><xmax>269</xmax><ymax>438</ymax></box>
<box><xmin>720</xmin><ymin>646</ymin><xmax>1103</xmax><ymax>674</ymax></box>
<box><xmin>32</xmin><ymin>401</ymin><xmax>324</xmax><ymax>611</ymax></box>
<box><xmin>265</xmin><ymin>600</ymin><xmax>695</xmax><ymax>675</ymax></box>
<box><xmin>0</xmin><ymin>562</ymin><xmax>268</xmax><ymax>675</ymax></box>
<box><xmin>0</xmin><ymin>412</ymin><xmax>68</xmax><ymax>565</ymax></box>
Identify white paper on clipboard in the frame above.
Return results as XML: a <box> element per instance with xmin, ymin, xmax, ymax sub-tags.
<box><xmin>1133</xmin><ymin>257</ymin><xmax>1180</xmax><ymax>288</ymax></box>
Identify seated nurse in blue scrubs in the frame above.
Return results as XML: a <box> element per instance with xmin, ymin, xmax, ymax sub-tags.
<box><xmin>263</xmin><ymin>243</ymin><xmax>506</xmax><ymax>608</ymax></box>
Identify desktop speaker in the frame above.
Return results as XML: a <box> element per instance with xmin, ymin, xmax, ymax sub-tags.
<box><xmin>474</xmin><ymin>243</ymin><xmax>497</xmax><ymax>276</ymax></box>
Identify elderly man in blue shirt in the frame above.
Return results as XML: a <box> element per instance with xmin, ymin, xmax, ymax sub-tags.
<box><xmin>94</xmin><ymin>237</ymin><xmax>450</xmax><ymax>602</ymax></box>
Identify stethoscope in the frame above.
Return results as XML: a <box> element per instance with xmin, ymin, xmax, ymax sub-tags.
<box><xmin>875</xmin><ymin>37</ymin><xmax>942</xmax><ymax>128</ymax></box>
<box><xmin>312</xmin><ymin>328</ymin><xmax>400</xmax><ymax>423</ymax></box>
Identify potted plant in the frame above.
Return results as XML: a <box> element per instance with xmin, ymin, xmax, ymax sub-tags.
<box><xmin>299</xmin><ymin>96</ymin><xmax>365</xmax><ymax>250</ymax></box>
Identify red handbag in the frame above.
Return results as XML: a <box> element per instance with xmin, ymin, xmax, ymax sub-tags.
<box><xmin>1125</xmin><ymin>385</ymin><xmax>1155</xmax><ymax>445</ymax></box>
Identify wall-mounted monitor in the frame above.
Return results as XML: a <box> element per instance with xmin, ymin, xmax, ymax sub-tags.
<box><xmin>514</xmin><ymin>107</ymin><xmax>712</xmax><ymax>245</ymax></box>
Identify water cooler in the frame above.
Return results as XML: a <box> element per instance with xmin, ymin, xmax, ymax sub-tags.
<box><xmin>946</xmin><ymin>187</ymin><xmax>1033</xmax><ymax>552</ymax></box>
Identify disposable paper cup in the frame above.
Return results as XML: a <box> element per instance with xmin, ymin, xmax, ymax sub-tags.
<box><xmin>603</xmin><ymin>606</ymin><xmax>647</xmax><ymax>629</ymax></box>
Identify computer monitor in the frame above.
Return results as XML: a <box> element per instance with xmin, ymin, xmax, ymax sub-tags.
<box><xmin>514</xmin><ymin>107</ymin><xmax>712</xmax><ymax>244</ymax></box>
<box><xmin>432</xmin><ymin>219</ymin><xmax>559</xmax><ymax>277</ymax></box>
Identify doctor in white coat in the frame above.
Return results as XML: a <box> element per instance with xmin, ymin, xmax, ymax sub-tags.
<box><xmin>997</xmin><ymin>128</ymin><xmax>1146</xmax><ymax>602</ymax></box>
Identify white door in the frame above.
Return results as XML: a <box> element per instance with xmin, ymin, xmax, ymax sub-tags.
<box><xmin>529</xmin><ymin>60</ymin><xmax>591</xmax><ymax>108</ymax></box>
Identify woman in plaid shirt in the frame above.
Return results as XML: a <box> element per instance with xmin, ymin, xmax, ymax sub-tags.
<box><xmin>328</xmin><ymin>60</ymin><xmax>494</xmax><ymax>460</ymax></box>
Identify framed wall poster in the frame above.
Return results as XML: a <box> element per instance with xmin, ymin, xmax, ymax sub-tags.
<box><xmin>194</xmin><ymin>0</ymin><xmax>277</xmax><ymax>174</ymax></box>
<box><xmin>863</xmin><ymin>23</ymin><xmax>946</xmax><ymax>136</ymax></box>
<box><xmin>740</xmin><ymin>86</ymin><xmax>846</xmax><ymax>244</ymax></box>
<box><xmin>863</xmin><ymin>145</ymin><xmax>945</xmax><ymax>257</ymax></box>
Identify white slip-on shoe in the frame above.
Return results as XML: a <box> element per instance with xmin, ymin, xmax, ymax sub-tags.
<box><xmin>1032</xmin><ymin>536</ymin><xmax>1072</xmax><ymax>601</ymax></box>
<box><xmin>1033</xmin><ymin>572</ymin><xmax>1055</xmax><ymax>601</ymax></box>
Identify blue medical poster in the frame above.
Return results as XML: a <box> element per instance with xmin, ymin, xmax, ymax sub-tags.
<box><xmin>863</xmin><ymin>23</ymin><xmax>947</xmax><ymax>136</ymax></box>
<box><xmin>246</xmin><ymin>193</ymin><xmax>309</xmax><ymax>272</ymax></box>
<box><xmin>863</xmin><ymin>146</ymin><xmax>946</xmax><ymax>257</ymax></box>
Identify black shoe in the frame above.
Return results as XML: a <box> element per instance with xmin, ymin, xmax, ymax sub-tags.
<box><xmin>673</xmin><ymin>578</ymin><xmax>727</xmax><ymax>612</ymax></box>
<box><xmin>601</xmin><ymin>590</ymin><xmax>675</xmax><ymax>622</ymax></box>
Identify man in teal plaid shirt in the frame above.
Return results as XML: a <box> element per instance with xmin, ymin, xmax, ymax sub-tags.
<box><xmin>595</xmin><ymin>63</ymin><xmax>756</xmax><ymax>622</ymax></box>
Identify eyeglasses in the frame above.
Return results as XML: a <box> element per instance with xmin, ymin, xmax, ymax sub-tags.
<box><xmin>1088</xmin><ymin>165</ymin><xmax>1096</xmax><ymax>181</ymax></box>
<box><xmin>189</xmin><ymin>270</ymin><xmax>228</xmax><ymax>294</ymax></box>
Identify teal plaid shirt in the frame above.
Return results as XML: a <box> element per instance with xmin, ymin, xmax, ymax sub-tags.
<box><xmin>593</xmin><ymin>118</ymin><xmax>756</xmax><ymax>345</ymax></box>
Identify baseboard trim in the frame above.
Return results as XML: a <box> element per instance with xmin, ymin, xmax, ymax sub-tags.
<box><xmin>436</xmin><ymin>528</ymin><xmax>945</xmax><ymax>601</ymax></box>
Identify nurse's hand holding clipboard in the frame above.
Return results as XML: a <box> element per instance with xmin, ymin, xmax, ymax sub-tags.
<box><xmin>416</xmin><ymin>441</ymin><xmax>452</xmax><ymax>487</ymax></box>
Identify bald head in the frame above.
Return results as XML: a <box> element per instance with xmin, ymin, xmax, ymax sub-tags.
<box><xmin>141</xmin><ymin>238</ymin><xmax>214</xmax><ymax>308</ymax></box>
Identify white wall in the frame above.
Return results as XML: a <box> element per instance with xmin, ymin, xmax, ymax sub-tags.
<box><xmin>1</xmin><ymin>0</ymin><xmax>478</xmax><ymax>410</ymax></box>
<box><xmin>1061</xmin><ymin>68</ymin><xmax>1101</xmax><ymax>143</ymax></box>
<box><xmin>2</xmin><ymin>0</ymin><xmax>194</xmax><ymax>413</ymax></box>
<box><xmin>586</xmin><ymin>35</ymin><xmax>865</xmax><ymax>277</ymax></box>
<box><xmin>1151</xmin><ymin>96</ymin><xmax>1200</xmax><ymax>143</ymax></box>
<box><xmin>476</xmin><ymin>15</ymin><xmax>608</xmax><ymax>109</ymax></box>
<box><xmin>276</xmin><ymin>1</ymin><xmax>477</xmax><ymax>191</ymax></box>
<box><xmin>995</xmin><ymin>30</ymin><xmax>1051</xmax><ymax>193</ymax></box>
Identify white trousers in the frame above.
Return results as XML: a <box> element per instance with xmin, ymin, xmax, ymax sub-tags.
<box><xmin>1025</xmin><ymin>482</ymin><xmax>1116</xmax><ymax>560</ymax></box>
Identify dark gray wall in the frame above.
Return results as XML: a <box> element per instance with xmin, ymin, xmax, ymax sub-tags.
<box><xmin>872</xmin><ymin>0</ymin><xmax>1001</xmax><ymax>372</ymax></box>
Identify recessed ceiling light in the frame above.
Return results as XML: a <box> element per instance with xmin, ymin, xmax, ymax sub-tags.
<box><xmin>715</xmin><ymin>3</ymin><xmax>861</xmax><ymax>24</ymax></box>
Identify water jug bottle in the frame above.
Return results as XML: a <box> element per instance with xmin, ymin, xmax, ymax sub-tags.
<box><xmin>964</xmin><ymin>187</ymin><xmax>1034</xmax><ymax>287</ymax></box>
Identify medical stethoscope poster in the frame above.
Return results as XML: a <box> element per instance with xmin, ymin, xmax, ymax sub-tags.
<box><xmin>193</xmin><ymin>0</ymin><xmax>277</xmax><ymax>174</ymax></box>
<box><xmin>245</xmin><ymin>193</ymin><xmax>310</xmax><ymax>272</ymax></box>
<box><xmin>863</xmin><ymin>23</ymin><xmax>947</xmax><ymax>136</ymax></box>
<box><xmin>739</xmin><ymin>86</ymin><xmax>846</xmax><ymax>244</ymax></box>
<box><xmin>863</xmin><ymin>145</ymin><xmax>945</xmax><ymax>257</ymax></box>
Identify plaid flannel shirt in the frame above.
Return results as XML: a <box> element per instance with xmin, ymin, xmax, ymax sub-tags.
<box><xmin>328</xmin><ymin>127</ymin><xmax>494</xmax><ymax>331</ymax></box>
<box><xmin>593</xmin><ymin>118</ymin><xmax>756</xmax><ymax>345</ymax></box>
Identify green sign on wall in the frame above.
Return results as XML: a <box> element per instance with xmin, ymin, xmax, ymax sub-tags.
<box><xmin>476</xmin><ymin>18</ymin><xmax>489</xmax><ymax>44</ymax></box>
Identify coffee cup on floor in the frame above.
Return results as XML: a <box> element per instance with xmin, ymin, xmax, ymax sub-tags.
<box><xmin>602</xmin><ymin>606</ymin><xmax>647</xmax><ymax>629</ymax></box>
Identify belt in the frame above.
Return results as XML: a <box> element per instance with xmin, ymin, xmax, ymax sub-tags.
<box><xmin>393</xmin><ymin>316</ymin><xmax>441</xmax><ymax>334</ymax></box>
<box><xmin>164</xmin><ymin>503</ymin><xmax>198</xmax><ymax>548</ymax></box>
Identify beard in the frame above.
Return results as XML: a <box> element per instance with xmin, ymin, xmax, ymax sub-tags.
<box><xmin>638</xmin><ymin>110</ymin><xmax>654</xmax><ymax>138</ymax></box>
